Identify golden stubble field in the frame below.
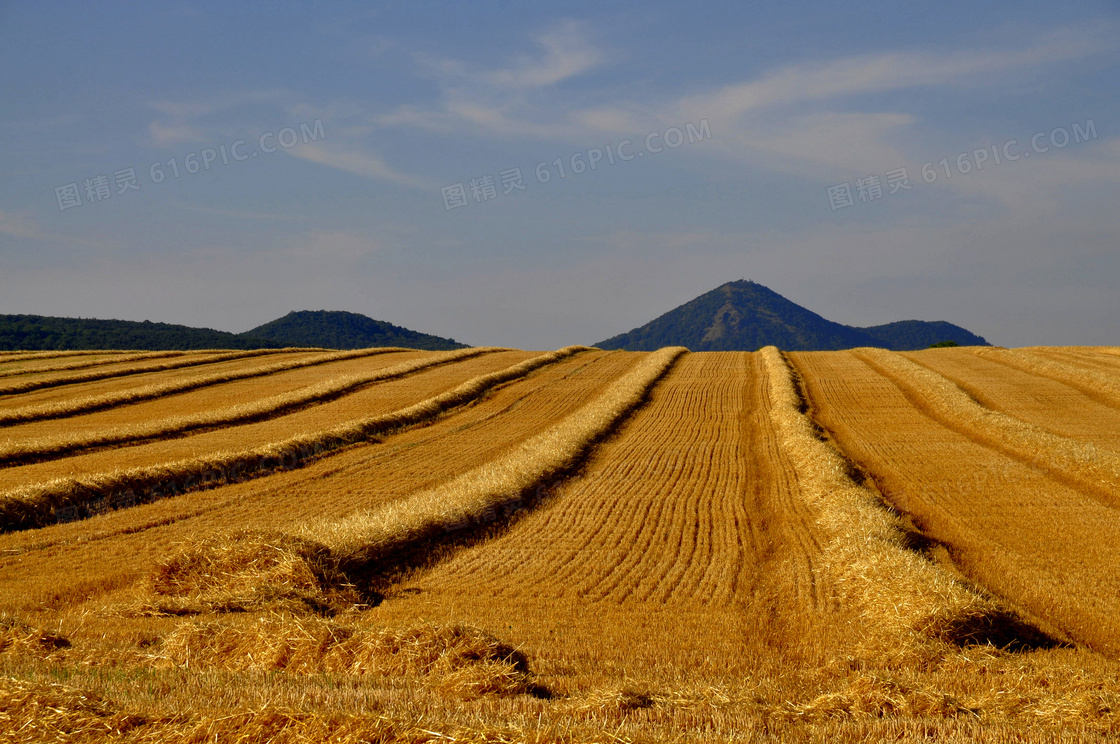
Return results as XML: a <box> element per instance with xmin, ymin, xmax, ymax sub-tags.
<box><xmin>0</xmin><ymin>344</ymin><xmax>1118</xmax><ymax>743</ymax></box>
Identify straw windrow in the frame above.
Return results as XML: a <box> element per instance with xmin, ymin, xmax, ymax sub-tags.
<box><xmin>312</xmin><ymin>346</ymin><xmax>685</xmax><ymax>571</ymax></box>
<box><xmin>144</xmin><ymin>347</ymin><xmax>682</xmax><ymax>615</ymax></box>
<box><xmin>0</xmin><ymin>350</ymin><xmax>197</xmax><ymax>379</ymax></box>
<box><xmin>0</xmin><ymin>346</ymin><xmax>589</xmax><ymax>532</ymax></box>
<box><xmin>760</xmin><ymin>347</ymin><xmax>1015</xmax><ymax>651</ymax></box>
<box><xmin>974</xmin><ymin>347</ymin><xmax>1120</xmax><ymax>409</ymax></box>
<box><xmin>0</xmin><ymin>347</ymin><xmax>497</xmax><ymax>465</ymax></box>
<box><xmin>0</xmin><ymin>350</ymin><xmax>136</xmax><ymax>362</ymax></box>
<box><xmin>0</xmin><ymin>674</ymin><xmax>542</xmax><ymax>743</ymax></box>
<box><xmin>0</xmin><ymin>348</ymin><xmax>293</xmax><ymax>397</ymax></box>
<box><xmin>158</xmin><ymin>618</ymin><xmax>539</xmax><ymax>699</ymax></box>
<box><xmin>859</xmin><ymin>348</ymin><xmax>1120</xmax><ymax>506</ymax></box>
<box><xmin>0</xmin><ymin>347</ymin><xmax>418</xmax><ymax>426</ymax></box>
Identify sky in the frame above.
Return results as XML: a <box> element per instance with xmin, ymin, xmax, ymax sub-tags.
<box><xmin>1</xmin><ymin>1</ymin><xmax>1118</xmax><ymax>349</ymax></box>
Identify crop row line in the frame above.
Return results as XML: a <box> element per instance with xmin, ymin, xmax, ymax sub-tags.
<box><xmin>0</xmin><ymin>347</ymin><xmax>498</xmax><ymax>466</ymax></box>
<box><xmin>763</xmin><ymin>347</ymin><xmax>1014</xmax><ymax>651</ymax></box>
<box><xmin>0</xmin><ymin>348</ymin><xmax>304</xmax><ymax>397</ymax></box>
<box><xmin>0</xmin><ymin>347</ymin><xmax>419</xmax><ymax>426</ymax></box>
<box><xmin>859</xmin><ymin>349</ymin><xmax>1120</xmax><ymax>508</ymax></box>
<box><xmin>0</xmin><ymin>350</ymin><xmax>204</xmax><ymax>379</ymax></box>
<box><xmin>972</xmin><ymin>348</ymin><xmax>1120</xmax><ymax>410</ymax></box>
<box><xmin>309</xmin><ymin>347</ymin><xmax>685</xmax><ymax>571</ymax></box>
<box><xmin>0</xmin><ymin>346</ymin><xmax>589</xmax><ymax>532</ymax></box>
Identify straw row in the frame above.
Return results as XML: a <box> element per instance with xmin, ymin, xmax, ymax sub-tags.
<box><xmin>0</xmin><ymin>347</ymin><xmax>497</xmax><ymax>466</ymax></box>
<box><xmin>0</xmin><ymin>350</ymin><xmax>197</xmax><ymax>379</ymax></box>
<box><xmin>0</xmin><ymin>348</ymin><xmax>300</xmax><ymax>397</ymax></box>
<box><xmin>0</xmin><ymin>346</ymin><xmax>589</xmax><ymax>532</ymax></box>
<box><xmin>859</xmin><ymin>348</ymin><xmax>1120</xmax><ymax>506</ymax></box>
<box><xmin>973</xmin><ymin>347</ymin><xmax>1120</xmax><ymax>409</ymax></box>
<box><xmin>0</xmin><ymin>347</ymin><xmax>418</xmax><ymax>426</ymax></box>
<box><xmin>761</xmin><ymin>347</ymin><xmax>1009</xmax><ymax>650</ymax></box>
<box><xmin>311</xmin><ymin>347</ymin><xmax>685</xmax><ymax>570</ymax></box>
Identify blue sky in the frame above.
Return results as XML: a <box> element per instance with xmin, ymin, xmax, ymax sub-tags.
<box><xmin>1</xmin><ymin>1</ymin><xmax>1118</xmax><ymax>348</ymax></box>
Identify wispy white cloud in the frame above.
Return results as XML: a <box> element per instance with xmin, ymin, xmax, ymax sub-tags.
<box><xmin>285</xmin><ymin>143</ymin><xmax>434</xmax><ymax>188</ymax></box>
<box><xmin>935</xmin><ymin>134</ymin><xmax>1120</xmax><ymax>215</ymax></box>
<box><xmin>375</xmin><ymin>22</ymin><xmax>1113</xmax><ymax>184</ymax></box>
<box><xmin>672</xmin><ymin>29</ymin><xmax>1110</xmax><ymax>123</ymax></box>
<box><xmin>731</xmin><ymin>112</ymin><xmax>917</xmax><ymax>177</ymax></box>
<box><xmin>145</xmin><ymin>90</ymin><xmax>291</xmax><ymax>147</ymax></box>
<box><xmin>148</xmin><ymin>120</ymin><xmax>206</xmax><ymax>146</ymax></box>
<box><xmin>376</xmin><ymin>20</ymin><xmax>607</xmax><ymax>139</ymax></box>
<box><xmin>147</xmin><ymin>100</ymin><xmax>215</xmax><ymax>145</ymax></box>
<box><xmin>482</xmin><ymin>20</ymin><xmax>603</xmax><ymax>89</ymax></box>
<box><xmin>417</xmin><ymin>19</ymin><xmax>602</xmax><ymax>91</ymax></box>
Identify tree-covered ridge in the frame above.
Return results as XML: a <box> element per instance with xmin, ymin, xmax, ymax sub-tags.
<box><xmin>0</xmin><ymin>315</ymin><xmax>265</xmax><ymax>351</ymax></box>
<box><xmin>244</xmin><ymin>311</ymin><xmax>467</xmax><ymax>351</ymax></box>
<box><xmin>0</xmin><ymin>311</ymin><xmax>467</xmax><ymax>351</ymax></box>
<box><xmin>856</xmin><ymin>320</ymin><xmax>988</xmax><ymax>350</ymax></box>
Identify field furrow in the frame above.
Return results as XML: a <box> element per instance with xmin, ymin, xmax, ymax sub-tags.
<box><xmin>0</xmin><ymin>349</ymin><xmax>288</xmax><ymax>396</ymax></box>
<box><xmin>972</xmin><ymin>347</ymin><xmax>1120</xmax><ymax>411</ymax></box>
<box><xmin>0</xmin><ymin>350</ymin><xmax>193</xmax><ymax>378</ymax></box>
<box><xmin>0</xmin><ymin>350</ymin><xmax>133</xmax><ymax>363</ymax></box>
<box><xmin>792</xmin><ymin>350</ymin><xmax>1120</xmax><ymax>656</ymax></box>
<box><xmin>0</xmin><ymin>351</ymin><xmax>534</xmax><ymax>493</ymax></box>
<box><xmin>311</xmin><ymin>347</ymin><xmax>685</xmax><ymax>575</ymax></box>
<box><xmin>0</xmin><ymin>350</ymin><xmax>642</xmax><ymax>611</ymax></box>
<box><xmin>0</xmin><ymin>352</ymin><xmax>429</xmax><ymax>442</ymax></box>
<box><xmin>905</xmin><ymin>348</ymin><xmax>1120</xmax><ymax>451</ymax></box>
<box><xmin>0</xmin><ymin>348</ymin><xmax>491</xmax><ymax>465</ymax></box>
<box><xmin>398</xmin><ymin>353</ymin><xmax>825</xmax><ymax>613</ymax></box>
<box><xmin>1026</xmin><ymin>347</ymin><xmax>1120</xmax><ymax>372</ymax></box>
<box><xmin>854</xmin><ymin>348</ymin><xmax>1120</xmax><ymax>507</ymax></box>
<box><xmin>2</xmin><ymin>347</ymin><xmax>1120</xmax><ymax>742</ymax></box>
<box><xmin>0</xmin><ymin>348</ymin><xmax>405</xmax><ymax>423</ymax></box>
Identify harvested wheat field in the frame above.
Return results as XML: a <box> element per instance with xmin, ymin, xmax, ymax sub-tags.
<box><xmin>1</xmin><ymin>344</ymin><xmax>1119</xmax><ymax>742</ymax></box>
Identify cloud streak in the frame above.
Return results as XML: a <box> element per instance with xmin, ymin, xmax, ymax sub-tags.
<box><xmin>374</xmin><ymin>22</ymin><xmax>1114</xmax><ymax>182</ymax></box>
<box><xmin>483</xmin><ymin>20</ymin><xmax>604</xmax><ymax>89</ymax></box>
<box><xmin>285</xmin><ymin>144</ymin><xmax>434</xmax><ymax>189</ymax></box>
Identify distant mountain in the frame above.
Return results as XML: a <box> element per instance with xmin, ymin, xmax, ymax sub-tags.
<box><xmin>0</xmin><ymin>311</ymin><xmax>467</xmax><ymax>351</ymax></box>
<box><xmin>594</xmin><ymin>281</ymin><xmax>990</xmax><ymax>352</ymax></box>
<box><xmin>244</xmin><ymin>311</ymin><xmax>467</xmax><ymax>351</ymax></box>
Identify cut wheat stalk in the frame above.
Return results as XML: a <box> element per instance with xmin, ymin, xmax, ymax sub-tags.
<box><xmin>0</xmin><ymin>346</ymin><xmax>589</xmax><ymax>532</ymax></box>
<box><xmin>859</xmin><ymin>348</ymin><xmax>1120</xmax><ymax>507</ymax></box>
<box><xmin>0</xmin><ymin>348</ymin><xmax>306</xmax><ymax>398</ymax></box>
<box><xmin>973</xmin><ymin>347</ymin><xmax>1120</xmax><ymax>410</ymax></box>
<box><xmin>0</xmin><ymin>673</ymin><xmax>537</xmax><ymax>743</ymax></box>
<box><xmin>0</xmin><ymin>350</ymin><xmax>198</xmax><ymax>379</ymax></box>
<box><xmin>0</xmin><ymin>347</ymin><xmax>420</xmax><ymax>427</ymax></box>
<box><xmin>157</xmin><ymin>618</ymin><xmax>537</xmax><ymax>698</ymax></box>
<box><xmin>761</xmin><ymin>347</ymin><xmax>1016</xmax><ymax>652</ymax></box>
<box><xmin>0</xmin><ymin>347</ymin><xmax>498</xmax><ymax>466</ymax></box>
<box><xmin>143</xmin><ymin>347</ymin><xmax>680</xmax><ymax>616</ymax></box>
<box><xmin>309</xmin><ymin>346</ymin><xmax>685</xmax><ymax>571</ymax></box>
<box><xmin>0</xmin><ymin>350</ymin><xmax>136</xmax><ymax>362</ymax></box>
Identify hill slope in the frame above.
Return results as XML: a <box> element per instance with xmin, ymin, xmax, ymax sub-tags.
<box><xmin>0</xmin><ymin>315</ymin><xmax>265</xmax><ymax>351</ymax></box>
<box><xmin>594</xmin><ymin>281</ymin><xmax>989</xmax><ymax>351</ymax></box>
<box><xmin>244</xmin><ymin>311</ymin><xmax>466</xmax><ymax>351</ymax></box>
<box><xmin>0</xmin><ymin>311</ymin><xmax>466</xmax><ymax>351</ymax></box>
<box><xmin>856</xmin><ymin>320</ymin><xmax>989</xmax><ymax>349</ymax></box>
